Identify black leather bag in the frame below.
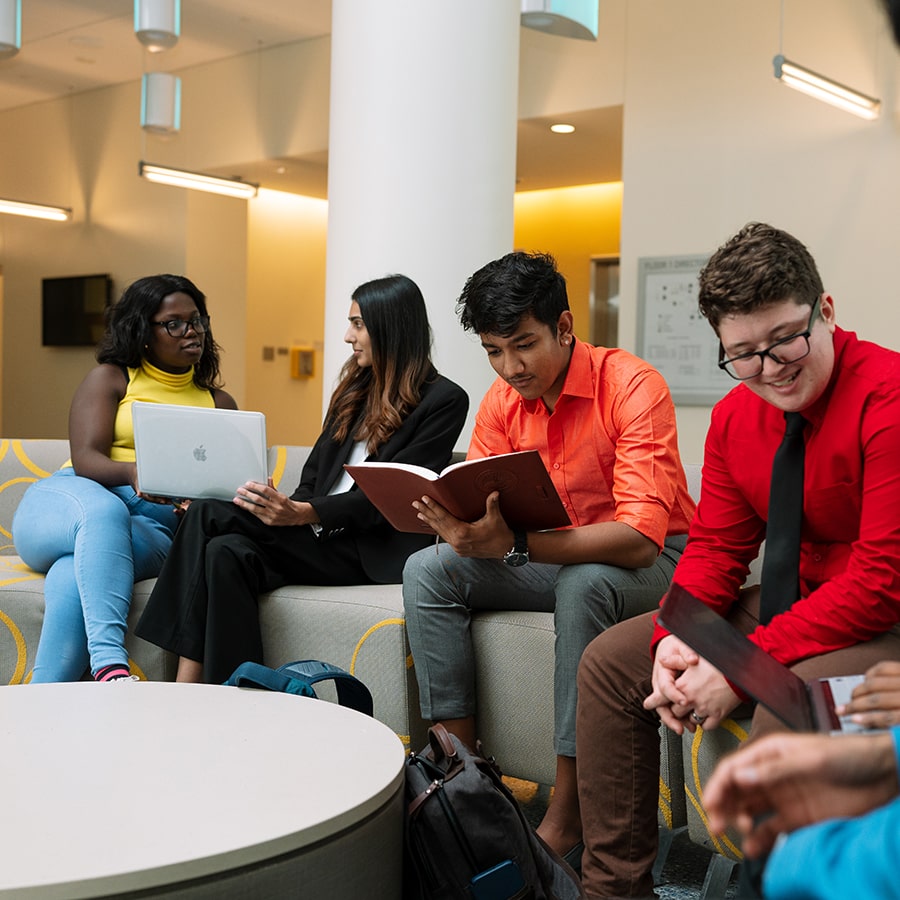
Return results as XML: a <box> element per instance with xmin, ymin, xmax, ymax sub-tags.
<box><xmin>404</xmin><ymin>724</ymin><xmax>585</xmax><ymax>900</ymax></box>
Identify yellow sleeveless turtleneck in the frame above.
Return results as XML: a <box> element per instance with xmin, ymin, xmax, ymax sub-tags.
<box><xmin>108</xmin><ymin>361</ymin><xmax>215</xmax><ymax>462</ymax></box>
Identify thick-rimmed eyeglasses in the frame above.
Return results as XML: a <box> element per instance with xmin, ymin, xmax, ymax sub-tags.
<box><xmin>718</xmin><ymin>298</ymin><xmax>820</xmax><ymax>381</ymax></box>
<box><xmin>151</xmin><ymin>315</ymin><xmax>210</xmax><ymax>338</ymax></box>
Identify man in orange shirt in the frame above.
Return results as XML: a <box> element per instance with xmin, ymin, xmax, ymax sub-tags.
<box><xmin>402</xmin><ymin>251</ymin><xmax>694</xmax><ymax>864</ymax></box>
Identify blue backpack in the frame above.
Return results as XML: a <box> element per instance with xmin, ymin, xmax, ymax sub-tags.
<box><xmin>223</xmin><ymin>659</ymin><xmax>374</xmax><ymax>717</ymax></box>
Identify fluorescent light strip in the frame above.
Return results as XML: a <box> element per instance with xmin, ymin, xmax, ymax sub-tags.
<box><xmin>139</xmin><ymin>161</ymin><xmax>258</xmax><ymax>199</ymax></box>
<box><xmin>0</xmin><ymin>197</ymin><xmax>71</xmax><ymax>221</ymax></box>
<box><xmin>773</xmin><ymin>55</ymin><xmax>880</xmax><ymax>121</ymax></box>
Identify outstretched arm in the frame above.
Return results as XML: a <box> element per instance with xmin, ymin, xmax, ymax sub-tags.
<box><xmin>703</xmin><ymin>729</ymin><xmax>900</xmax><ymax>859</ymax></box>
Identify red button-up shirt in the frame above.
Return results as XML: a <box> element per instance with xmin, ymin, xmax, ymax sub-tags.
<box><xmin>655</xmin><ymin>327</ymin><xmax>900</xmax><ymax>664</ymax></box>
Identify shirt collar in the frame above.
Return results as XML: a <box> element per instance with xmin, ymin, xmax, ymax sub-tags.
<box><xmin>799</xmin><ymin>325</ymin><xmax>848</xmax><ymax>429</ymax></box>
<box><xmin>517</xmin><ymin>337</ymin><xmax>593</xmax><ymax>414</ymax></box>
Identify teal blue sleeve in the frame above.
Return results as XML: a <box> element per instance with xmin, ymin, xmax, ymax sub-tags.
<box><xmin>763</xmin><ymin>727</ymin><xmax>900</xmax><ymax>900</ymax></box>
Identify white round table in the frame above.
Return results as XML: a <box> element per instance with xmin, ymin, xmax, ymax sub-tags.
<box><xmin>0</xmin><ymin>682</ymin><xmax>406</xmax><ymax>899</ymax></box>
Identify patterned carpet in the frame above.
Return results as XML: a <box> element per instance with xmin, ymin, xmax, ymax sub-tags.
<box><xmin>507</xmin><ymin>777</ymin><xmax>740</xmax><ymax>899</ymax></box>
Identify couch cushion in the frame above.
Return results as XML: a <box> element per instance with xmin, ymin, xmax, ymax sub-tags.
<box><xmin>0</xmin><ymin>564</ymin><xmax>176</xmax><ymax>684</ymax></box>
<box><xmin>0</xmin><ymin>439</ymin><xmax>71</xmax><ymax>555</ymax></box>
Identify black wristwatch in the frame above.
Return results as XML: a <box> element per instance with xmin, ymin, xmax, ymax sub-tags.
<box><xmin>503</xmin><ymin>530</ymin><xmax>529</xmax><ymax>567</ymax></box>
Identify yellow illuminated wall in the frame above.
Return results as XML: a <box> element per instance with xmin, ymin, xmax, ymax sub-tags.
<box><xmin>513</xmin><ymin>182</ymin><xmax>622</xmax><ymax>340</ymax></box>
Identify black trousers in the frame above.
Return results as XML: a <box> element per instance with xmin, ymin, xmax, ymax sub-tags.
<box><xmin>135</xmin><ymin>500</ymin><xmax>369</xmax><ymax>684</ymax></box>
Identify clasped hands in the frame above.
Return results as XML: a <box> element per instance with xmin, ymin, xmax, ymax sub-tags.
<box><xmin>643</xmin><ymin>634</ymin><xmax>741</xmax><ymax>734</ymax></box>
<box><xmin>412</xmin><ymin>490</ymin><xmax>513</xmax><ymax>558</ymax></box>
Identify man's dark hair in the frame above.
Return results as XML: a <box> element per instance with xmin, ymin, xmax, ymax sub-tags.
<box><xmin>698</xmin><ymin>223</ymin><xmax>824</xmax><ymax>331</ymax></box>
<box><xmin>456</xmin><ymin>251</ymin><xmax>568</xmax><ymax>337</ymax></box>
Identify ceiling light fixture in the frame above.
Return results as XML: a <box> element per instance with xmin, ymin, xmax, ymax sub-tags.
<box><xmin>550</xmin><ymin>123</ymin><xmax>575</xmax><ymax>134</ymax></box>
<box><xmin>141</xmin><ymin>72</ymin><xmax>181</xmax><ymax>133</ymax></box>
<box><xmin>773</xmin><ymin>55</ymin><xmax>880</xmax><ymax>120</ymax></box>
<box><xmin>134</xmin><ymin>0</ymin><xmax>181</xmax><ymax>52</ymax></box>
<box><xmin>0</xmin><ymin>197</ymin><xmax>71</xmax><ymax>221</ymax></box>
<box><xmin>520</xmin><ymin>0</ymin><xmax>598</xmax><ymax>41</ymax></box>
<box><xmin>0</xmin><ymin>0</ymin><xmax>21</xmax><ymax>59</ymax></box>
<box><xmin>139</xmin><ymin>161</ymin><xmax>258</xmax><ymax>199</ymax></box>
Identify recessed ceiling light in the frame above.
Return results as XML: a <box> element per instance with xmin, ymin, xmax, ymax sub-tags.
<box><xmin>550</xmin><ymin>123</ymin><xmax>575</xmax><ymax>134</ymax></box>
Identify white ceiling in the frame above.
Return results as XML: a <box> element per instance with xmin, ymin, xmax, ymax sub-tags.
<box><xmin>0</xmin><ymin>0</ymin><xmax>333</xmax><ymax>112</ymax></box>
<box><xmin>0</xmin><ymin>0</ymin><xmax>622</xmax><ymax>195</ymax></box>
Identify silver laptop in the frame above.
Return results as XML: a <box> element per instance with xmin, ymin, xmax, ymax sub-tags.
<box><xmin>132</xmin><ymin>401</ymin><xmax>268</xmax><ymax>501</ymax></box>
<box><xmin>658</xmin><ymin>583</ymin><xmax>866</xmax><ymax>735</ymax></box>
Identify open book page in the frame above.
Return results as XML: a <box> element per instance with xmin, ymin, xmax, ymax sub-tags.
<box><xmin>345</xmin><ymin>450</ymin><xmax>570</xmax><ymax>534</ymax></box>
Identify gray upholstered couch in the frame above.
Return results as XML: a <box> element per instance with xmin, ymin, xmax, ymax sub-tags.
<box><xmin>0</xmin><ymin>439</ymin><xmax>751</xmax><ymax>891</ymax></box>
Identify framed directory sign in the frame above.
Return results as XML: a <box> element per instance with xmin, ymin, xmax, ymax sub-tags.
<box><xmin>636</xmin><ymin>254</ymin><xmax>732</xmax><ymax>406</ymax></box>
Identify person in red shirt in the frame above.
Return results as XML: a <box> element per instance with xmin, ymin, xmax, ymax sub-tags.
<box><xmin>575</xmin><ymin>223</ymin><xmax>900</xmax><ymax>897</ymax></box>
<box><xmin>402</xmin><ymin>251</ymin><xmax>694</xmax><ymax>865</ymax></box>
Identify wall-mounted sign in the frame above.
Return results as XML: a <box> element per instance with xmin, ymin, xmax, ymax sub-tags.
<box><xmin>636</xmin><ymin>254</ymin><xmax>732</xmax><ymax>406</ymax></box>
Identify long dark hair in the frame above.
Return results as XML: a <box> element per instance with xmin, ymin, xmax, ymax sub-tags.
<box><xmin>95</xmin><ymin>274</ymin><xmax>225</xmax><ymax>391</ymax></box>
<box><xmin>326</xmin><ymin>274</ymin><xmax>435</xmax><ymax>452</ymax></box>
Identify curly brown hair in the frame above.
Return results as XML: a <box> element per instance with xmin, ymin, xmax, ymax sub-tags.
<box><xmin>698</xmin><ymin>223</ymin><xmax>824</xmax><ymax>331</ymax></box>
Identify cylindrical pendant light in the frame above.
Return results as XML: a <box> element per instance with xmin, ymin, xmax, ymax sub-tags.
<box><xmin>141</xmin><ymin>72</ymin><xmax>181</xmax><ymax>133</ymax></box>
<box><xmin>0</xmin><ymin>0</ymin><xmax>22</xmax><ymax>60</ymax></box>
<box><xmin>520</xmin><ymin>0</ymin><xmax>598</xmax><ymax>41</ymax></box>
<box><xmin>134</xmin><ymin>0</ymin><xmax>181</xmax><ymax>53</ymax></box>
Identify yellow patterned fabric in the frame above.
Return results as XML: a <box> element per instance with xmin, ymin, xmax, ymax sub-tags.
<box><xmin>684</xmin><ymin>716</ymin><xmax>751</xmax><ymax>861</ymax></box>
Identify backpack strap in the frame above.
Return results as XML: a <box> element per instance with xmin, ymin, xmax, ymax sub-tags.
<box><xmin>276</xmin><ymin>659</ymin><xmax>374</xmax><ymax>717</ymax></box>
<box><xmin>223</xmin><ymin>661</ymin><xmax>316</xmax><ymax>698</ymax></box>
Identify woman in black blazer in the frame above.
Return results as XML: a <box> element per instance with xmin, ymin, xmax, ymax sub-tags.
<box><xmin>136</xmin><ymin>275</ymin><xmax>468</xmax><ymax>684</ymax></box>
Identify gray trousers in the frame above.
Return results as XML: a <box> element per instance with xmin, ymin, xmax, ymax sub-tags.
<box><xmin>402</xmin><ymin>534</ymin><xmax>687</xmax><ymax>757</ymax></box>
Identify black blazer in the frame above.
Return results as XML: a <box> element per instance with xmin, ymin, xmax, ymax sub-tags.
<box><xmin>289</xmin><ymin>374</ymin><xmax>469</xmax><ymax>583</ymax></box>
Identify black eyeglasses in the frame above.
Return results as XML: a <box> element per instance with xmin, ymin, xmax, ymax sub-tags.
<box><xmin>718</xmin><ymin>297</ymin><xmax>820</xmax><ymax>382</ymax></box>
<box><xmin>151</xmin><ymin>315</ymin><xmax>210</xmax><ymax>338</ymax></box>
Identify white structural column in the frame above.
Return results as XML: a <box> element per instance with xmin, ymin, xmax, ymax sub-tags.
<box><xmin>324</xmin><ymin>0</ymin><xmax>521</xmax><ymax>445</ymax></box>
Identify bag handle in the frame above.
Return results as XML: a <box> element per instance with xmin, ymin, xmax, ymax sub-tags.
<box><xmin>224</xmin><ymin>661</ymin><xmax>316</xmax><ymax>697</ymax></box>
<box><xmin>427</xmin><ymin>722</ymin><xmax>460</xmax><ymax>764</ymax></box>
<box><xmin>276</xmin><ymin>659</ymin><xmax>374</xmax><ymax>717</ymax></box>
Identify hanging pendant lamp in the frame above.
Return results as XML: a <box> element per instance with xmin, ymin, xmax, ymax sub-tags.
<box><xmin>134</xmin><ymin>0</ymin><xmax>180</xmax><ymax>53</ymax></box>
<box><xmin>520</xmin><ymin>0</ymin><xmax>598</xmax><ymax>41</ymax></box>
<box><xmin>141</xmin><ymin>72</ymin><xmax>181</xmax><ymax>133</ymax></box>
<box><xmin>0</xmin><ymin>0</ymin><xmax>22</xmax><ymax>60</ymax></box>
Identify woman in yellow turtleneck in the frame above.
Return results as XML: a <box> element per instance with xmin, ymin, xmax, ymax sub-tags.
<box><xmin>12</xmin><ymin>274</ymin><xmax>236</xmax><ymax>682</ymax></box>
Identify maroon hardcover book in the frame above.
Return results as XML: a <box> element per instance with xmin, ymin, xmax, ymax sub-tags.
<box><xmin>345</xmin><ymin>450</ymin><xmax>571</xmax><ymax>534</ymax></box>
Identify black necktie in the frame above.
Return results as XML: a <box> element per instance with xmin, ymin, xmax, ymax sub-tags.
<box><xmin>759</xmin><ymin>411</ymin><xmax>806</xmax><ymax>625</ymax></box>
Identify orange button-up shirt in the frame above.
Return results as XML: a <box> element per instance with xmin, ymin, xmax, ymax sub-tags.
<box><xmin>468</xmin><ymin>339</ymin><xmax>694</xmax><ymax>550</ymax></box>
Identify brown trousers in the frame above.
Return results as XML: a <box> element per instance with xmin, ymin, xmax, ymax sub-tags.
<box><xmin>575</xmin><ymin>586</ymin><xmax>900</xmax><ymax>898</ymax></box>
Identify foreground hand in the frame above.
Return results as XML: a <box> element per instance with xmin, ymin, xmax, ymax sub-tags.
<box><xmin>234</xmin><ymin>478</ymin><xmax>304</xmax><ymax>526</ymax></box>
<box><xmin>837</xmin><ymin>660</ymin><xmax>900</xmax><ymax>729</ymax></box>
<box><xmin>412</xmin><ymin>491</ymin><xmax>513</xmax><ymax>558</ymax></box>
<box><xmin>703</xmin><ymin>730</ymin><xmax>899</xmax><ymax>858</ymax></box>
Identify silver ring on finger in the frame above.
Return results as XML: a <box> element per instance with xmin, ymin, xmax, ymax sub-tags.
<box><xmin>690</xmin><ymin>711</ymin><xmax>707</xmax><ymax>724</ymax></box>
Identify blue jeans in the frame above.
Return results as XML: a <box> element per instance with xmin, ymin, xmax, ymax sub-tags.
<box><xmin>402</xmin><ymin>535</ymin><xmax>686</xmax><ymax>757</ymax></box>
<box><xmin>12</xmin><ymin>468</ymin><xmax>178</xmax><ymax>682</ymax></box>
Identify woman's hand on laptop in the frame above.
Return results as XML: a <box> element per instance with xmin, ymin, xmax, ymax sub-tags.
<box><xmin>233</xmin><ymin>478</ymin><xmax>318</xmax><ymax>528</ymax></box>
<box><xmin>837</xmin><ymin>660</ymin><xmax>900</xmax><ymax>729</ymax></box>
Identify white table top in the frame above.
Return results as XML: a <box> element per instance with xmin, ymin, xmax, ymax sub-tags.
<box><xmin>0</xmin><ymin>681</ymin><xmax>406</xmax><ymax>898</ymax></box>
